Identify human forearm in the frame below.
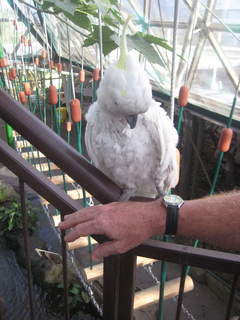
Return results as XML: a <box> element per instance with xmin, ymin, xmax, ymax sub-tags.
<box><xmin>177</xmin><ymin>192</ymin><xmax>240</xmax><ymax>251</ymax></box>
<box><xmin>58</xmin><ymin>191</ymin><xmax>240</xmax><ymax>260</ymax></box>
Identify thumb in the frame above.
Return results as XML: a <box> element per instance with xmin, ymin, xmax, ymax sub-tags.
<box><xmin>91</xmin><ymin>241</ymin><xmax>121</xmax><ymax>261</ymax></box>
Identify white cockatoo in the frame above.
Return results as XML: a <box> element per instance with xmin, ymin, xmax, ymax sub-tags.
<box><xmin>85</xmin><ymin>16</ymin><xmax>179</xmax><ymax>201</ymax></box>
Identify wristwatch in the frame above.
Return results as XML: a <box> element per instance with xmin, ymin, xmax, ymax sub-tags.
<box><xmin>162</xmin><ymin>194</ymin><xmax>184</xmax><ymax>235</ymax></box>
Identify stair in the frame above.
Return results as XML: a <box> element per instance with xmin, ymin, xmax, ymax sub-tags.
<box><xmin>83</xmin><ymin>256</ymin><xmax>157</xmax><ymax>282</ymax></box>
<box><xmin>134</xmin><ymin>276</ymin><xmax>194</xmax><ymax>310</ymax></box>
<box><xmin>13</xmin><ymin>130</ymin><xmax>194</xmax><ymax>312</ymax></box>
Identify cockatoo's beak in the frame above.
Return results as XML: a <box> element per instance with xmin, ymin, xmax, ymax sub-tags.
<box><xmin>125</xmin><ymin>115</ymin><xmax>138</xmax><ymax>129</ymax></box>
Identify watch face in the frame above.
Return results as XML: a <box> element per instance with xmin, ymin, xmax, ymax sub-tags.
<box><xmin>163</xmin><ymin>194</ymin><xmax>184</xmax><ymax>207</ymax></box>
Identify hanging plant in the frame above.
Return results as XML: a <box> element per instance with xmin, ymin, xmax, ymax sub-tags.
<box><xmin>20</xmin><ymin>0</ymin><xmax>176</xmax><ymax>67</ymax></box>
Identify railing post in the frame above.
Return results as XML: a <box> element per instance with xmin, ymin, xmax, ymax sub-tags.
<box><xmin>103</xmin><ymin>255</ymin><xmax>120</xmax><ymax>319</ymax></box>
<box><xmin>60</xmin><ymin>219</ymin><xmax>70</xmax><ymax>320</ymax></box>
<box><xmin>19</xmin><ymin>179</ymin><xmax>35</xmax><ymax>320</ymax></box>
<box><xmin>103</xmin><ymin>252</ymin><xmax>136</xmax><ymax>320</ymax></box>
<box><xmin>117</xmin><ymin>252</ymin><xmax>137</xmax><ymax>320</ymax></box>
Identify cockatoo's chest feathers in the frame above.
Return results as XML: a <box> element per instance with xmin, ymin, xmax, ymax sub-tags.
<box><xmin>92</xmin><ymin>115</ymin><xmax>159</xmax><ymax>178</ymax></box>
<box><xmin>85</xmin><ymin>99</ymin><xmax>178</xmax><ymax>199</ymax></box>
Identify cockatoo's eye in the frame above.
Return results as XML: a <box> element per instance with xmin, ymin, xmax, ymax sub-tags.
<box><xmin>114</xmin><ymin>101</ymin><xmax>118</xmax><ymax>106</ymax></box>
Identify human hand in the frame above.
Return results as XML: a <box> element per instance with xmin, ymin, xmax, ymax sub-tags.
<box><xmin>58</xmin><ymin>199</ymin><xmax>165</xmax><ymax>261</ymax></box>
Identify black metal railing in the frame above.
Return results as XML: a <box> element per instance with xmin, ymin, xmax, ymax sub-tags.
<box><xmin>0</xmin><ymin>88</ymin><xmax>240</xmax><ymax>320</ymax></box>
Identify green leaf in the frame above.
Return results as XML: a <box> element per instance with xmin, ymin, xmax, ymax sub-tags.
<box><xmin>83</xmin><ymin>25</ymin><xmax>118</xmax><ymax>56</ymax></box>
<box><xmin>82</xmin><ymin>291</ymin><xmax>90</xmax><ymax>303</ymax></box>
<box><xmin>70</xmin><ymin>287</ymin><xmax>79</xmax><ymax>295</ymax></box>
<box><xmin>135</xmin><ymin>32</ymin><xmax>170</xmax><ymax>47</ymax></box>
<box><xmin>128</xmin><ymin>34</ymin><xmax>166</xmax><ymax>67</ymax></box>
<box><xmin>62</xmin><ymin>10</ymin><xmax>92</xmax><ymax>32</ymax></box>
<box><xmin>5</xmin><ymin>208</ymin><xmax>15</xmax><ymax>214</ymax></box>
<box><xmin>42</xmin><ymin>0</ymin><xmax>78</xmax><ymax>15</ymax></box>
<box><xmin>16</xmin><ymin>219</ymin><xmax>23</xmax><ymax>229</ymax></box>
<box><xmin>12</xmin><ymin>202</ymin><xmax>18</xmax><ymax>208</ymax></box>
<box><xmin>94</xmin><ymin>0</ymin><xmax>112</xmax><ymax>17</ymax></box>
<box><xmin>75</xmin><ymin>294</ymin><xmax>83</xmax><ymax>302</ymax></box>
<box><xmin>134</xmin><ymin>32</ymin><xmax>184</xmax><ymax>61</ymax></box>
<box><xmin>106</xmin><ymin>7</ymin><xmax>124</xmax><ymax>24</ymax></box>
<box><xmin>57</xmin><ymin>282</ymin><xmax>64</xmax><ymax>288</ymax></box>
<box><xmin>109</xmin><ymin>0</ymin><xmax>118</xmax><ymax>5</ymax></box>
<box><xmin>101</xmin><ymin>13</ymin><xmax>120</xmax><ymax>29</ymax></box>
<box><xmin>41</xmin><ymin>1</ymin><xmax>54</xmax><ymax>11</ymax></box>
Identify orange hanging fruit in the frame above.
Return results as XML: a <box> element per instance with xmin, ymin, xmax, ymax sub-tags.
<box><xmin>35</xmin><ymin>57</ymin><xmax>39</xmax><ymax>66</ymax></box>
<box><xmin>42</xmin><ymin>50</ymin><xmax>47</xmax><ymax>59</ymax></box>
<box><xmin>57</xmin><ymin>63</ymin><xmax>62</xmax><ymax>72</ymax></box>
<box><xmin>218</xmin><ymin>128</ymin><xmax>233</xmax><ymax>152</ymax></box>
<box><xmin>66</xmin><ymin>121</ymin><xmax>72</xmax><ymax>132</ymax></box>
<box><xmin>10</xmin><ymin>67</ymin><xmax>17</xmax><ymax>79</ymax></box>
<box><xmin>50</xmin><ymin>60</ymin><xmax>54</xmax><ymax>69</ymax></box>
<box><xmin>93</xmin><ymin>68</ymin><xmax>100</xmax><ymax>81</ymax></box>
<box><xmin>2</xmin><ymin>57</ymin><xmax>8</xmax><ymax>67</ymax></box>
<box><xmin>8</xmin><ymin>71</ymin><xmax>14</xmax><ymax>81</ymax></box>
<box><xmin>48</xmin><ymin>85</ymin><xmax>58</xmax><ymax>105</ymax></box>
<box><xmin>23</xmin><ymin>82</ymin><xmax>31</xmax><ymax>96</ymax></box>
<box><xmin>79</xmin><ymin>70</ymin><xmax>85</xmax><ymax>82</ymax></box>
<box><xmin>178</xmin><ymin>86</ymin><xmax>189</xmax><ymax>107</ymax></box>
<box><xmin>70</xmin><ymin>99</ymin><xmax>81</xmax><ymax>122</ymax></box>
<box><xmin>19</xmin><ymin>91</ymin><xmax>27</xmax><ymax>103</ymax></box>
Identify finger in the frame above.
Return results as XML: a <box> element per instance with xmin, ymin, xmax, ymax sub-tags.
<box><xmin>63</xmin><ymin>220</ymin><xmax>104</xmax><ymax>242</ymax></box>
<box><xmin>58</xmin><ymin>207</ymin><xmax>99</xmax><ymax>229</ymax></box>
<box><xmin>91</xmin><ymin>241</ymin><xmax>126</xmax><ymax>261</ymax></box>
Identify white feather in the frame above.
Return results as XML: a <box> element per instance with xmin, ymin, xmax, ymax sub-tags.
<box><xmin>85</xmin><ymin>62</ymin><xmax>179</xmax><ymax>201</ymax></box>
<box><xmin>85</xmin><ymin>17</ymin><xmax>180</xmax><ymax>201</ymax></box>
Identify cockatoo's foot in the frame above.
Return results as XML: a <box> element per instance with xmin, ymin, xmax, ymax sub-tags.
<box><xmin>118</xmin><ymin>187</ymin><xmax>137</xmax><ymax>202</ymax></box>
<box><xmin>156</xmin><ymin>188</ymin><xmax>167</xmax><ymax>199</ymax></box>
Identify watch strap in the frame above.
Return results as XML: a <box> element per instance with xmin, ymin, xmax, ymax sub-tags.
<box><xmin>165</xmin><ymin>205</ymin><xmax>178</xmax><ymax>235</ymax></box>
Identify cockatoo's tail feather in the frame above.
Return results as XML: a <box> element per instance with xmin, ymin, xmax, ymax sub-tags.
<box><xmin>116</xmin><ymin>14</ymin><xmax>133</xmax><ymax>70</ymax></box>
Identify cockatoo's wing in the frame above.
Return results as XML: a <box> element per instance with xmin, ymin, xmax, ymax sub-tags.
<box><xmin>143</xmin><ymin>100</ymin><xmax>179</xmax><ymax>191</ymax></box>
<box><xmin>85</xmin><ymin>102</ymin><xmax>121</xmax><ymax>184</ymax></box>
<box><xmin>85</xmin><ymin>102</ymin><xmax>104</xmax><ymax>171</ymax></box>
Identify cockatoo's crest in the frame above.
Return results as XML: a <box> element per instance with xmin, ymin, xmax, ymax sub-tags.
<box><xmin>96</xmin><ymin>16</ymin><xmax>152</xmax><ymax>122</ymax></box>
<box><xmin>116</xmin><ymin>15</ymin><xmax>132</xmax><ymax>70</ymax></box>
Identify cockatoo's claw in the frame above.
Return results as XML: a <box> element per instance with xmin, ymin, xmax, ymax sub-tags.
<box><xmin>156</xmin><ymin>188</ymin><xmax>167</xmax><ymax>199</ymax></box>
<box><xmin>118</xmin><ymin>187</ymin><xmax>137</xmax><ymax>202</ymax></box>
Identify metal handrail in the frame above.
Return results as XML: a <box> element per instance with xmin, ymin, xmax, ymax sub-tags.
<box><xmin>1</xmin><ymin>88</ymin><xmax>240</xmax><ymax>319</ymax></box>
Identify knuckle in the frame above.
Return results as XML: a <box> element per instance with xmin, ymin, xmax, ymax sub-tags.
<box><xmin>113</xmin><ymin>242</ymin><xmax>127</xmax><ymax>255</ymax></box>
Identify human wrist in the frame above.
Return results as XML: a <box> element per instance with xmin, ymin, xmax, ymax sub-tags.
<box><xmin>153</xmin><ymin>198</ymin><xmax>167</xmax><ymax>235</ymax></box>
<box><xmin>162</xmin><ymin>195</ymin><xmax>184</xmax><ymax>235</ymax></box>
